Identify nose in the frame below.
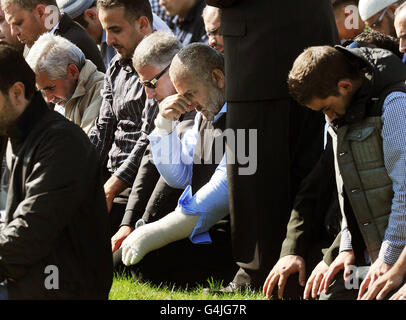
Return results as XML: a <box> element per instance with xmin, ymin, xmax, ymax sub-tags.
<box><xmin>10</xmin><ymin>24</ymin><xmax>20</xmax><ymax>37</ymax></box>
<box><xmin>208</xmin><ymin>36</ymin><xmax>216</xmax><ymax>48</ymax></box>
<box><xmin>105</xmin><ymin>30</ymin><xmax>115</xmax><ymax>47</ymax></box>
<box><xmin>43</xmin><ymin>91</ymin><xmax>54</xmax><ymax>103</ymax></box>
<box><xmin>399</xmin><ymin>38</ymin><xmax>406</xmax><ymax>53</ymax></box>
<box><xmin>145</xmin><ymin>86</ymin><xmax>156</xmax><ymax>100</ymax></box>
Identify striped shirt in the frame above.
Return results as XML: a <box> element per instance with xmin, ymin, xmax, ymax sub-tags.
<box><xmin>88</xmin><ymin>56</ymin><xmax>159</xmax><ymax>186</ymax></box>
<box><xmin>339</xmin><ymin>91</ymin><xmax>406</xmax><ymax>265</ymax></box>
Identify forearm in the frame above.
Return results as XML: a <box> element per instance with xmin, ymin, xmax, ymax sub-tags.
<box><xmin>380</xmin><ymin>92</ymin><xmax>406</xmax><ymax>265</ymax></box>
<box><xmin>339</xmin><ymin>216</ymin><xmax>353</xmax><ymax>252</ymax></box>
<box><xmin>122</xmin><ymin>150</ymin><xmax>160</xmax><ymax>226</ymax></box>
<box><xmin>390</xmin><ymin>246</ymin><xmax>406</xmax><ymax>276</ymax></box>
<box><xmin>148</xmin><ymin>128</ymin><xmax>194</xmax><ymax>189</ymax></box>
<box><xmin>175</xmin><ymin>156</ymin><xmax>229</xmax><ymax>243</ymax></box>
<box><xmin>122</xmin><ymin>210</ymin><xmax>199</xmax><ymax>265</ymax></box>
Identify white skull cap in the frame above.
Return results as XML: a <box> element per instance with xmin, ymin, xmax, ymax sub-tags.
<box><xmin>358</xmin><ymin>0</ymin><xmax>398</xmax><ymax>21</ymax></box>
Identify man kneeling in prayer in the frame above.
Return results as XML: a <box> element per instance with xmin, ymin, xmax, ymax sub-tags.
<box><xmin>120</xmin><ymin>43</ymin><xmax>237</xmax><ymax>286</ymax></box>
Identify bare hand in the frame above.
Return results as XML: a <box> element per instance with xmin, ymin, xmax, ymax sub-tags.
<box><xmin>104</xmin><ymin>175</ymin><xmax>127</xmax><ymax>213</ymax></box>
<box><xmin>319</xmin><ymin>250</ymin><xmax>355</xmax><ymax>295</ymax></box>
<box><xmin>303</xmin><ymin>260</ymin><xmax>329</xmax><ymax>300</ymax></box>
<box><xmin>159</xmin><ymin>94</ymin><xmax>195</xmax><ymax>120</ymax></box>
<box><xmin>389</xmin><ymin>282</ymin><xmax>406</xmax><ymax>300</ymax></box>
<box><xmin>357</xmin><ymin>258</ymin><xmax>391</xmax><ymax>299</ymax></box>
<box><xmin>111</xmin><ymin>225</ymin><xmax>135</xmax><ymax>253</ymax></box>
<box><xmin>262</xmin><ymin>255</ymin><xmax>306</xmax><ymax>299</ymax></box>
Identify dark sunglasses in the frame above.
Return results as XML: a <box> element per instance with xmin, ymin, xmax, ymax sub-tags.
<box><xmin>370</xmin><ymin>7</ymin><xmax>389</xmax><ymax>29</ymax></box>
<box><xmin>141</xmin><ymin>64</ymin><xmax>170</xmax><ymax>89</ymax></box>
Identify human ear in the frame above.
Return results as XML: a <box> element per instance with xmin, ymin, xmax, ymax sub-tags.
<box><xmin>337</xmin><ymin>80</ymin><xmax>353</xmax><ymax>94</ymax></box>
<box><xmin>67</xmin><ymin>64</ymin><xmax>80</xmax><ymax>80</ymax></box>
<box><xmin>211</xmin><ymin>68</ymin><xmax>225</xmax><ymax>89</ymax></box>
<box><xmin>137</xmin><ymin>16</ymin><xmax>150</xmax><ymax>33</ymax></box>
<box><xmin>85</xmin><ymin>8</ymin><xmax>98</xmax><ymax>21</ymax></box>
<box><xmin>8</xmin><ymin>82</ymin><xmax>26</xmax><ymax>109</ymax></box>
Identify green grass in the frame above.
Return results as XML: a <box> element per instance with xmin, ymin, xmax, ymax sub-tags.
<box><xmin>108</xmin><ymin>273</ymin><xmax>267</xmax><ymax>300</ymax></box>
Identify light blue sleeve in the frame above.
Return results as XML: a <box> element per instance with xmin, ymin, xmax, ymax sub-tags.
<box><xmin>148</xmin><ymin>113</ymin><xmax>200</xmax><ymax>189</ymax></box>
<box><xmin>379</xmin><ymin>92</ymin><xmax>406</xmax><ymax>265</ymax></box>
<box><xmin>175</xmin><ymin>154</ymin><xmax>229</xmax><ymax>244</ymax></box>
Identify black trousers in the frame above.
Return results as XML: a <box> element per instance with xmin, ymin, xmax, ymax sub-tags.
<box><xmin>226</xmin><ymin>99</ymin><xmax>325</xmax><ymax>288</ymax></box>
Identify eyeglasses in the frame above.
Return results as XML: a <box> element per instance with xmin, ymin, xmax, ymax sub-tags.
<box><xmin>370</xmin><ymin>6</ymin><xmax>389</xmax><ymax>29</ymax></box>
<box><xmin>141</xmin><ymin>64</ymin><xmax>170</xmax><ymax>89</ymax></box>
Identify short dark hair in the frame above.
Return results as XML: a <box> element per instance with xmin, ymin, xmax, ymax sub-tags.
<box><xmin>97</xmin><ymin>0</ymin><xmax>153</xmax><ymax>25</ymax></box>
<box><xmin>73</xmin><ymin>0</ymin><xmax>97</xmax><ymax>29</ymax></box>
<box><xmin>288</xmin><ymin>46</ymin><xmax>362</xmax><ymax>105</ymax></box>
<box><xmin>0</xmin><ymin>44</ymin><xmax>36</xmax><ymax>99</ymax></box>
<box><xmin>353</xmin><ymin>30</ymin><xmax>402</xmax><ymax>59</ymax></box>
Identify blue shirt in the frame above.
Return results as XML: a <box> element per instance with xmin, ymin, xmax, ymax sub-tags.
<box><xmin>148</xmin><ymin>104</ymin><xmax>228</xmax><ymax>244</ymax></box>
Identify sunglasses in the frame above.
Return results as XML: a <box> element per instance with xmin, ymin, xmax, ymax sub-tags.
<box><xmin>370</xmin><ymin>7</ymin><xmax>389</xmax><ymax>29</ymax></box>
<box><xmin>141</xmin><ymin>64</ymin><xmax>170</xmax><ymax>89</ymax></box>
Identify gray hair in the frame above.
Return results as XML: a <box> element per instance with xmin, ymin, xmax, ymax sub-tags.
<box><xmin>170</xmin><ymin>43</ymin><xmax>224</xmax><ymax>84</ymax></box>
<box><xmin>133</xmin><ymin>31</ymin><xmax>182</xmax><ymax>70</ymax></box>
<box><xmin>1</xmin><ymin>0</ymin><xmax>57</xmax><ymax>10</ymax></box>
<box><xmin>202</xmin><ymin>5</ymin><xmax>220</xmax><ymax>20</ymax></box>
<box><xmin>26</xmin><ymin>33</ymin><xmax>85</xmax><ymax>79</ymax></box>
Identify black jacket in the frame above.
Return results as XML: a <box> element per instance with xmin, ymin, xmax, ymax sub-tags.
<box><xmin>1</xmin><ymin>92</ymin><xmax>112</xmax><ymax>299</ymax></box>
<box><xmin>55</xmin><ymin>14</ymin><xmax>106</xmax><ymax>73</ymax></box>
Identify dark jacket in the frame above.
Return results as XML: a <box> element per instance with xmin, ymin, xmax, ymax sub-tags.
<box><xmin>280</xmin><ymin>136</ymin><xmax>341</xmax><ymax>266</ymax></box>
<box><xmin>55</xmin><ymin>13</ymin><xmax>106</xmax><ymax>73</ymax></box>
<box><xmin>0</xmin><ymin>136</ymin><xmax>6</xmax><ymax>176</ymax></box>
<box><xmin>1</xmin><ymin>92</ymin><xmax>112</xmax><ymax>299</ymax></box>
<box><xmin>205</xmin><ymin>0</ymin><xmax>339</xmax><ymax>101</ymax></box>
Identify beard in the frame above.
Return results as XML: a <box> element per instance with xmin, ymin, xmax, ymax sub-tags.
<box><xmin>200</xmin><ymin>85</ymin><xmax>225</xmax><ymax>121</ymax></box>
<box><xmin>0</xmin><ymin>96</ymin><xmax>20</xmax><ymax>136</ymax></box>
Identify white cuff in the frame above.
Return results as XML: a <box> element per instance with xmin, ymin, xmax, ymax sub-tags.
<box><xmin>154</xmin><ymin>113</ymin><xmax>176</xmax><ymax>136</ymax></box>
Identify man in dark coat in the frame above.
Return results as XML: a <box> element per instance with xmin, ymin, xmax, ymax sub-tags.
<box><xmin>2</xmin><ymin>0</ymin><xmax>105</xmax><ymax>72</ymax></box>
<box><xmin>0</xmin><ymin>44</ymin><xmax>112</xmax><ymax>300</ymax></box>
<box><xmin>205</xmin><ymin>0</ymin><xmax>340</xmax><ymax>290</ymax></box>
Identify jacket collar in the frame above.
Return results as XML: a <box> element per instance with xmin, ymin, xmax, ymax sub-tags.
<box><xmin>333</xmin><ymin>46</ymin><xmax>406</xmax><ymax>126</ymax></box>
<box><xmin>69</xmin><ymin>60</ymin><xmax>103</xmax><ymax>100</ymax></box>
<box><xmin>55</xmin><ymin>13</ymin><xmax>72</xmax><ymax>35</ymax></box>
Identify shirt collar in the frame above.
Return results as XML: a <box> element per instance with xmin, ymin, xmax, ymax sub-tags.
<box><xmin>213</xmin><ymin>102</ymin><xmax>227</xmax><ymax>122</ymax></box>
<box><xmin>101</xmin><ymin>29</ymin><xmax>107</xmax><ymax>44</ymax></box>
<box><xmin>50</xmin><ymin>20</ymin><xmax>61</xmax><ymax>34</ymax></box>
